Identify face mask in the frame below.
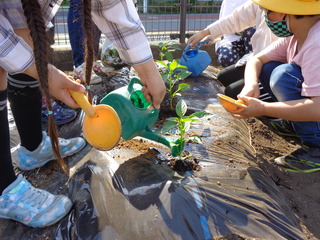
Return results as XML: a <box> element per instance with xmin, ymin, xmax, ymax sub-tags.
<box><xmin>264</xmin><ymin>13</ymin><xmax>293</xmax><ymax>37</ymax></box>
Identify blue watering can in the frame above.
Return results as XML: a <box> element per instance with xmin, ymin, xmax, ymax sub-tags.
<box><xmin>179</xmin><ymin>40</ymin><xmax>212</xmax><ymax>77</ymax></box>
<box><xmin>100</xmin><ymin>77</ymin><xmax>183</xmax><ymax>157</ymax></box>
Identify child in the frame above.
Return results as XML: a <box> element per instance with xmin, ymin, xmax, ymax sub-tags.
<box><xmin>231</xmin><ymin>0</ymin><xmax>320</xmax><ymax>173</ymax></box>
<box><xmin>188</xmin><ymin>1</ymin><xmax>278</xmax><ymax>101</ymax></box>
<box><xmin>0</xmin><ymin>0</ymin><xmax>165</xmax><ymax>228</ymax></box>
<box><xmin>215</xmin><ymin>0</ymin><xmax>255</xmax><ymax>68</ymax></box>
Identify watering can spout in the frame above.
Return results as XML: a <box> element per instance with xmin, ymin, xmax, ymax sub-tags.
<box><xmin>140</xmin><ymin>128</ymin><xmax>171</xmax><ymax>148</ymax></box>
<box><xmin>139</xmin><ymin>128</ymin><xmax>183</xmax><ymax>157</ymax></box>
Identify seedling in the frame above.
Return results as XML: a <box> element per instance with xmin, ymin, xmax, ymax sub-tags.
<box><xmin>158</xmin><ymin>99</ymin><xmax>212</xmax><ymax>159</ymax></box>
<box><xmin>152</xmin><ymin>42</ymin><xmax>191</xmax><ymax>110</ymax></box>
<box><xmin>151</xmin><ymin>42</ymin><xmax>181</xmax><ymax>62</ymax></box>
<box><xmin>157</xmin><ymin>59</ymin><xmax>191</xmax><ymax>110</ymax></box>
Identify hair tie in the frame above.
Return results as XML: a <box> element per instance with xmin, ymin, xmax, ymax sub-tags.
<box><xmin>48</xmin><ymin>111</ymin><xmax>53</xmax><ymax>115</ymax></box>
<box><xmin>87</xmin><ymin>86</ymin><xmax>91</xmax><ymax>90</ymax></box>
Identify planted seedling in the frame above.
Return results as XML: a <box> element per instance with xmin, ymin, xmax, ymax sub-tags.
<box><xmin>152</xmin><ymin>42</ymin><xmax>191</xmax><ymax>110</ymax></box>
<box><xmin>157</xmin><ymin>59</ymin><xmax>191</xmax><ymax>110</ymax></box>
<box><xmin>151</xmin><ymin>42</ymin><xmax>181</xmax><ymax>61</ymax></box>
<box><xmin>158</xmin><ymin>99</ymin><xmax>212</xmax><ymax>160</ymax></box>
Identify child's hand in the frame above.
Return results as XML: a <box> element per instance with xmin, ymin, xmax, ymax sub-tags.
<box><xmin>188</xmin><ymin>29</ymin><xmax>211</xmax><ymax>47</ymax></box>
<box><xmin>48</xmin><ymin>65</ymin><xmax>86</xmax><ymax>108</ymax></box>
<box><xmin>133</xmin><ymin>60</ymin><xmax>166</xmax><ymax>109</ymax></box>
<box><xmin>230</xmin><ymin>96</ymin><xmax>266</xmax><ymax>119</ymax></box>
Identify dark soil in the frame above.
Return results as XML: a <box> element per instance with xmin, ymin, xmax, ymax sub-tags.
<box><xmin>245</xmin><ymin>116</ymin><xmax>320</xmax><ymax>240</ymax></box>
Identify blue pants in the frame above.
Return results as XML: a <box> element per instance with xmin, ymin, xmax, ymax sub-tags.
<box><xmin>67</xmin><ymin>0</ymin><xmax>101</xmax><ymax>67</ymax></box>
<box><xmin>259</xmin><ymin>62</ymin><xmax>320</xmax><ymax>147</ymax></box>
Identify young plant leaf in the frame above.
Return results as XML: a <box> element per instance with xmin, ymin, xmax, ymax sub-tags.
<box><xmin>169</xmin><ymin>60</ymin><xmax>179</xmax><ymax>71</ymax></box>
<box><xmin>189</xmin><ymin>112</ymin><xmax>212</xmax><ymax>119</ymax></box>
<box><xmin>188</xmin><ymin>135</ymin><xmax>203</xmax><ymax>144</ymax></box>
<box><xmin>156</xmin><ymin>60</ymin><xmax>168</xmax><ymax>68</ymax></box>
<box><xmin>182</xmin><ymin>121</ymin><xmax>191</xmax><ymax>132</ymax></box>
<box><xmin>165</xmin><ymin>52</ymin><xmax>174</xmax><ymax>62</ymax></box>
<box><xmin>176</xmin><ymin>70</ymin><xmax>191</xmax><ymax>80</ymax></box>
<box><xmin>159</xmin><ymin>121</ymin><xmax>177</xmax><ymax>134</ymax></box>
<box><xmin>176</xmin><ymin>100</ymin><xmax>187</xmax><ymax>118</ymax></box>
<box><xmin>176</xmin><ymin>83</ymin><xmax>190</xmax><ymax>92</ymax></box>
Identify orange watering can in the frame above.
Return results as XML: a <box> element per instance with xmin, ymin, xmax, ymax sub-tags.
<box><xmin>217</xmin><ymin>93</ymin><xmax>247</xmax><ymax>113</ymax></box>
<box><xmin>68</xmin><ymin>89</ymin><xmax>122</xmax><ymax>151</ymax></box>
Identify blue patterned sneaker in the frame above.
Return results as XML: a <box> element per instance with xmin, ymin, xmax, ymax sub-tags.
<box><xmin>17</xmin><ymin>131</ymin><xmax>86</xmax><ymax>171</ymax></box>
<box><xmin>0</xmin><ymin>174</ymin><xmax>72</xmax><ymax>227</ymax></box>
<box><xmin>42</xmin><ymin>101</ymin><xmax>77</xmax><ymax>125</ymax></box>
<box><xmin>274</xmin><ymin>145</ymin><xmax>320</xmax><ymax>173</ymax></box>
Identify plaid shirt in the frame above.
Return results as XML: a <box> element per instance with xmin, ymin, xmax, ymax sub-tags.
<box><xmin>0</xmin><ymin>0</ymin><xmax>152</xmax><ymax>74</ymax></box>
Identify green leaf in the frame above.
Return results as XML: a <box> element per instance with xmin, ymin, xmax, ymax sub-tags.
<box><xmin>169</xmin><ymin>60</ymin><xmax>178</xmax><ymax>71</ymax></box>
<box><xmin>160</xmin><ymin>73</ymin><xmax>168</xmax><ymax>82</ymax></box>
<box><xmin>176</xmin><ymin>70</ymin><xmax>191</xmax><ymax>80</ymax></box>
<box><xmin>176</xmin><ymin>99</ymin><xmax>187</xmax><ymax>118</ymax></box>
<box><xmin>189</xmin><ymin>112</ymin><xmax>212</xmax><ymax>119</ymax></box>
<box><xmin>156</xmin><ymin>60</ymin><xmax>168</xmax><ymax>68</ymax></box>
<box><xmin>166</xmin><ymin>117</ymin><xmax>179</xmax><ymax>122</ymax></box>
<box><xmin>180</xmin><ymin>116</ymin><xmax>198</xmax><ymax>122</ymax></box>
<box><xmin>176</xmin><ymin>65</ymin><xmax>188</xmax><ymax>69</ymax></box>
<box><xmin>176</xmin><ymin>83</ymin><xmax>190</xmax><ymax>92</ymax></box>
<box><xmin>165</xmin><ymin>52</ymin><xmax>174</xmax><ymax>62</ymax></box>
<box><xmin>188</xmin><ymin>135</ymin><xmax>203</xmax><ymax>144</ymax></box>
<box><xmin>170</xmin><ymin>45</ymin><xmax>181</xmax><ymax>50</ymax></box>
<box><xmin>183</xmin><ymin>121</ymin><xmax>191</xmax><ymax>132</ymax></box>
<box><xmin>160</xmin><ymin>121</ymin><xmax>177</xmax><ymax>134</ymax></box>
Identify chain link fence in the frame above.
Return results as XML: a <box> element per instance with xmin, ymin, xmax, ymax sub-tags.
<box><xmin>53</xmin><ymin>0</ymin><xmax>222</xmax><ymax>46</ymax></box>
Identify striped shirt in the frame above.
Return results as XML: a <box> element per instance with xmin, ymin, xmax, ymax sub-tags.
<box><xmin>0</xmin><ymin>0</ymin><xmax>152</xmax><ymax>74</ymax></box>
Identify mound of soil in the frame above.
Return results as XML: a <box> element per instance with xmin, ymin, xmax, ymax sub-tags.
<box><xmin>247</xmin><ymin>117</ymin><xmax>320</xmax><ymax>240</ymax></box>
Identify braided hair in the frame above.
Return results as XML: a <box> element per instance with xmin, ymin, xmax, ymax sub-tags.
<box><xmin>21</xmin><ymin>0</ymin><xmax>95</xmax><ymax>175</ymax></box>
<box><xmin>82</xmin><ymin>0</ymin><xmax>94</xmax><ymax>102</ymax></box>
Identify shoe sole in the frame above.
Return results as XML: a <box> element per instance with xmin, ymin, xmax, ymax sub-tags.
<box><xmin>0</xmin><ymin>200</ymin><xmax>72</xmax><ymax>228</ymax></box>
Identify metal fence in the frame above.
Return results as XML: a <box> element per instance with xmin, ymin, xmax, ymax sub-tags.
<box><xmin>53</xmin><ymin>0</ymin><xmax>221</xmax><ymax>46</ymax></box>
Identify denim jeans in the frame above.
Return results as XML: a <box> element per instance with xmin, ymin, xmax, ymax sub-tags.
<box><xmin>68</xmin><ymin>0</ymin><xmax>101</xmax><ymax>67</ymax></box>
<box><xmin>259</xmin><ymin>62</ymin><xmax>320</xmax><ymax>147</ymax></box>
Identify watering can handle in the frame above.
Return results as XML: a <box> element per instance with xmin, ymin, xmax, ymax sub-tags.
<box><xmin>68</xmin><ymin>89</ymin><xmax>95</xmax><ymax>117</ymax></box>
<box><xmin>182</xmin><ymin>40</ymin><xmax>212</xmax><ymax>61</ymax></box>
<box><xmin>128</xmin><ymin>77</ymin><xmax>143</xmax><ymax>92</ymax></box>
<box><xmin>183</xmin><ymin>39</ymin><xmax>212</xmax><ymax>53</ymax></box>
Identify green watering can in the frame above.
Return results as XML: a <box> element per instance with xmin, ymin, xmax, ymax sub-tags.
<box><xmin>100</xmin><ymin>77</ymin><xmax>183</xmax><ymax>157</ymax></box>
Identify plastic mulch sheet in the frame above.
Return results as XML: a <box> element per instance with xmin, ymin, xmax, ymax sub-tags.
<box><xmin>2</xmin><ymin>68</ymin><xmax>306</xmax><ymax>240</ymax></box>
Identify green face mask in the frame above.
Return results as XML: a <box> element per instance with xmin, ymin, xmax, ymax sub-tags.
<box><xmin>264</xmin><ymin>13</ymin><xmax>294</xmax><ymax>37</ymax></box>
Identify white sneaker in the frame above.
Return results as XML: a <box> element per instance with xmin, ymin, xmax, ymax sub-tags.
<box><xmin>93</xmin><ymin>60</ymin><xmax>115</xmax><ymax>73</ymax></box>
<box><xmin>73</xmin><ymin>63</ymin><xmax>102</xmax><ymax>85</ymax></box>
